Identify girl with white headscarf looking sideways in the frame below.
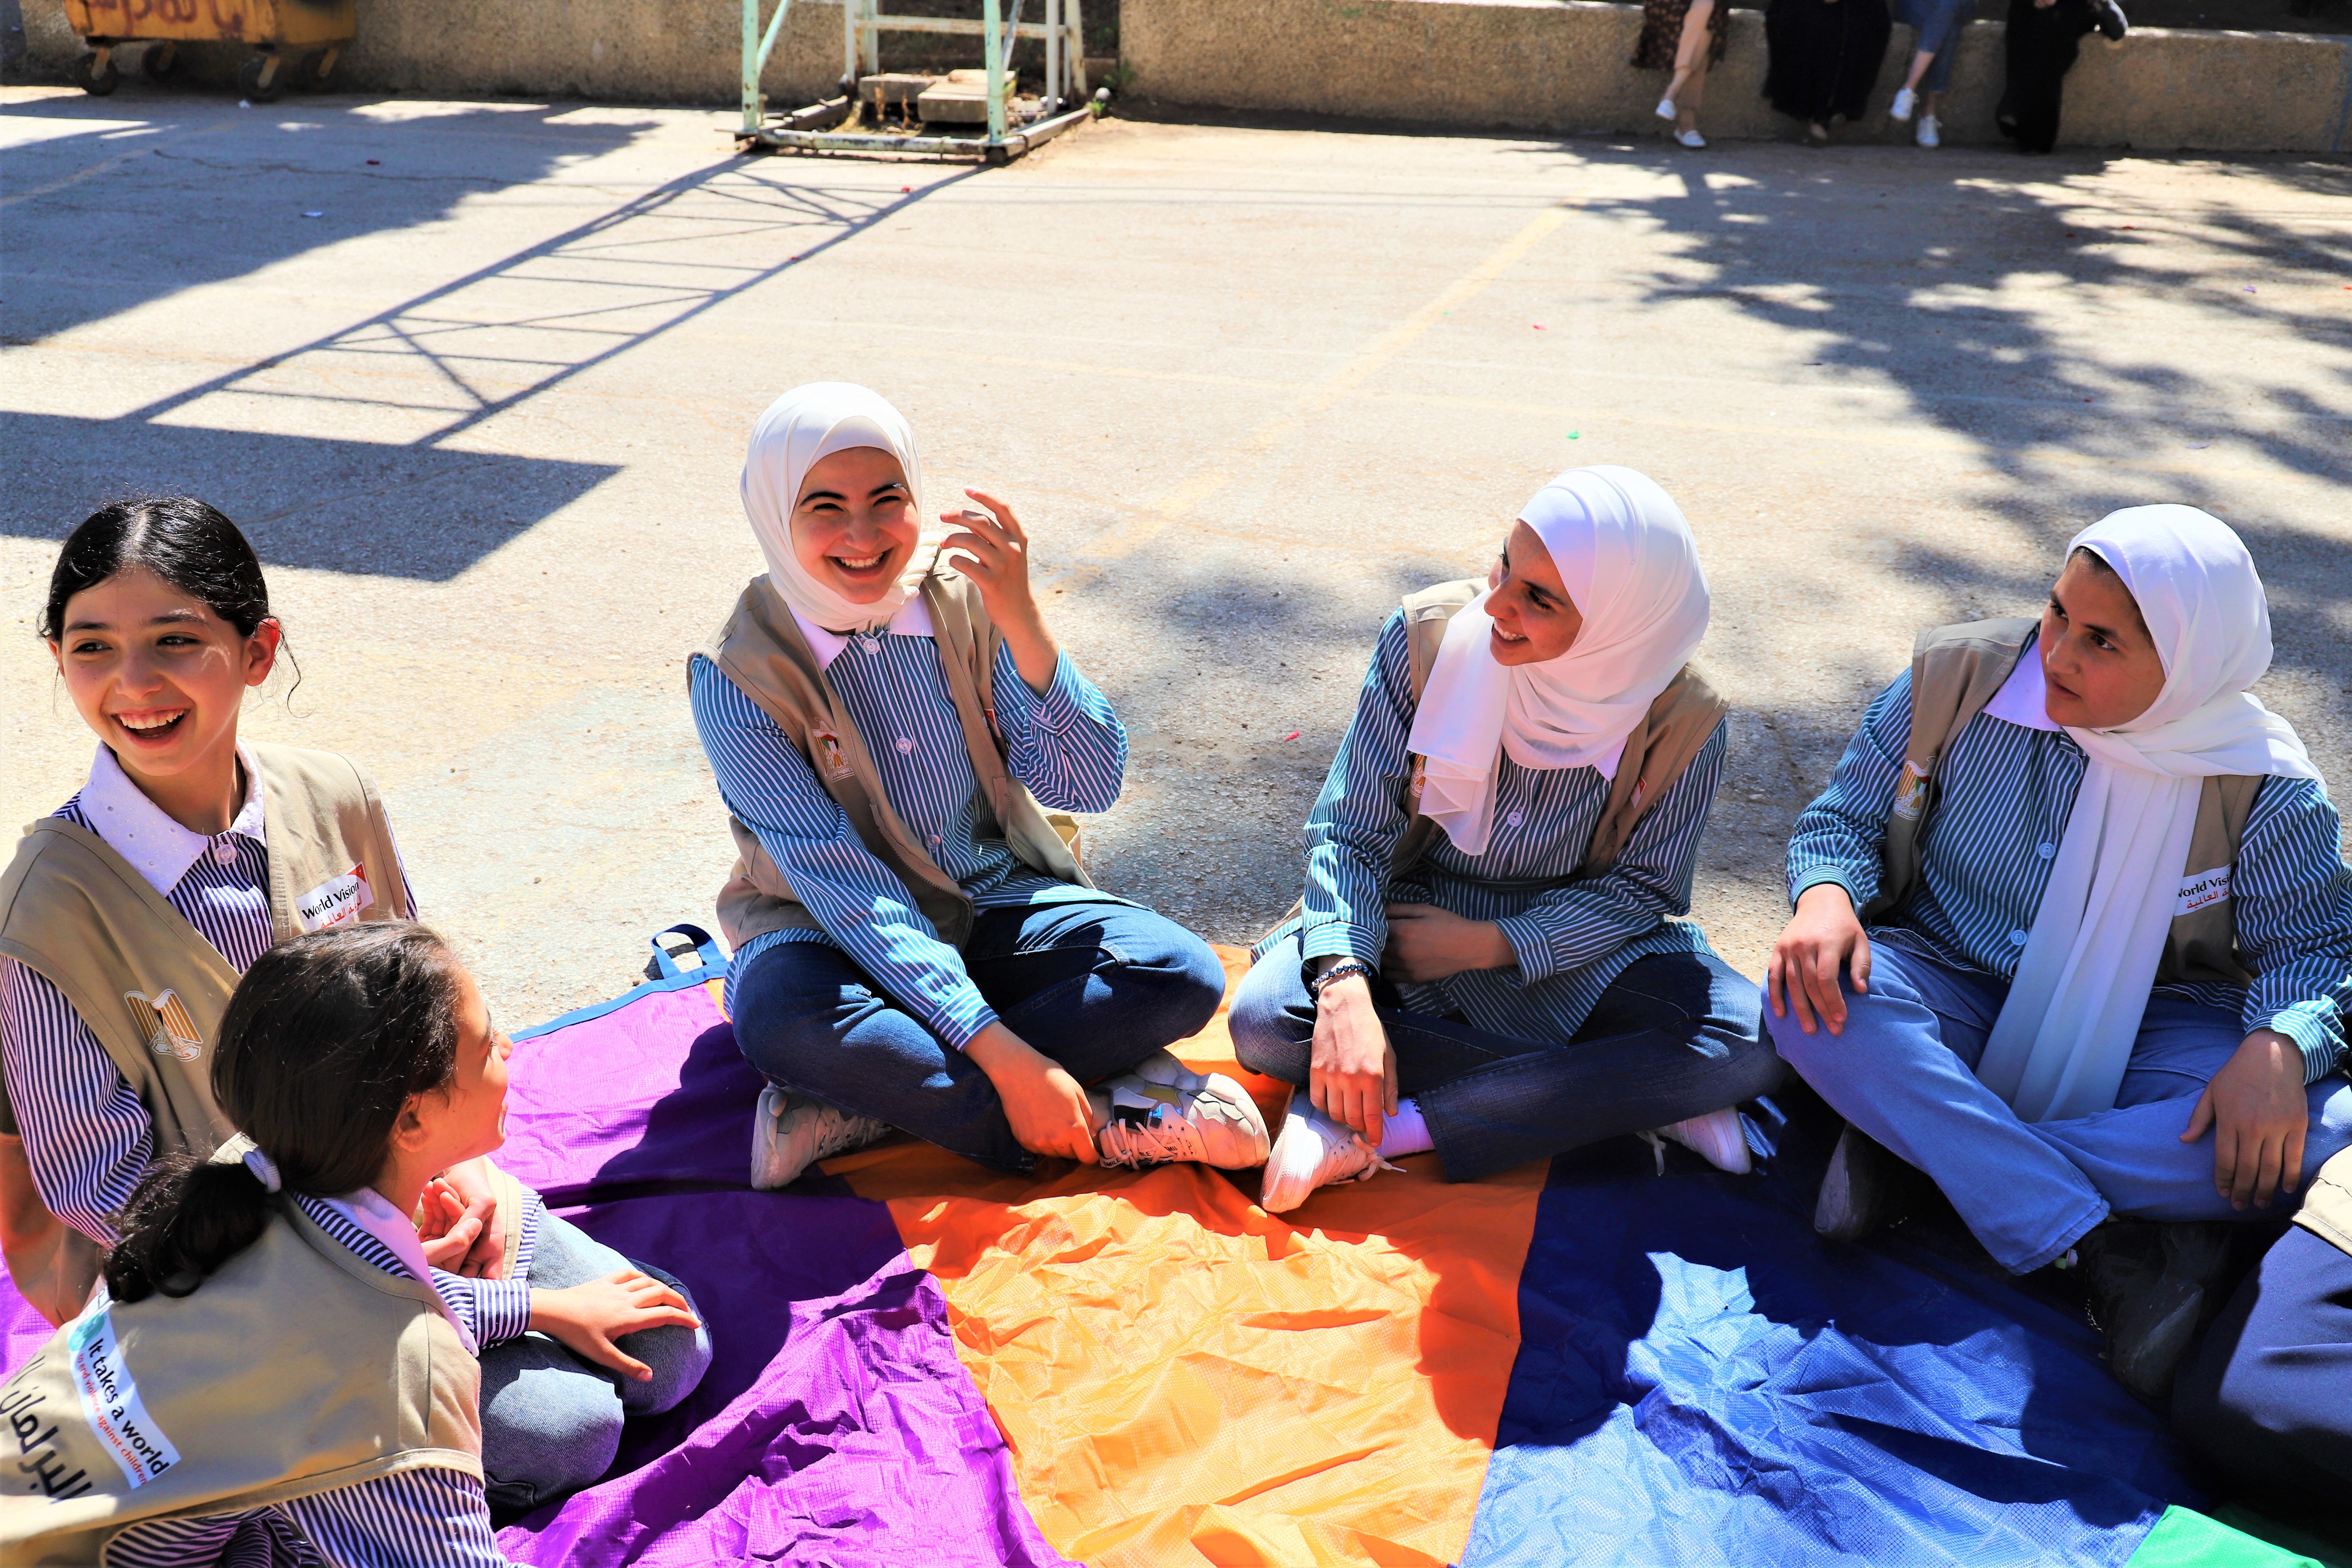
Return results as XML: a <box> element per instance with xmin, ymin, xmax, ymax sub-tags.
<box><xmin>688</xmin><ymin>384</ymin><xmax>1267</xmax><ymax>1189</ymax></box>
<box><xmin>1228</xmin><ymin>466</ymin><xmax>1785</xmax><ymax>1213</ymax></box>
<box><xmin>1770</xmin><ymin>504</ymin><xmax>2352</xmax><ymax>1402</ymax></box>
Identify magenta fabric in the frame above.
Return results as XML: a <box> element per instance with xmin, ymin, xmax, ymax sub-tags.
<box><xmin>0</xmin><ymin>1281</ymin><xmax>49</xmax><ymax>1374</ymax></box>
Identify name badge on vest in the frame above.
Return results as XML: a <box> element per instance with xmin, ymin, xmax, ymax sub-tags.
<box><xmin>809</xmin><ymin>727</ymin><xmax>856</xmax><ymax>783</ymax></box>
<box><xmin>296</xmin><ymin>864</ymin><xmax>374</xmax><ymax>932</ymax></box>
<box><xmin>1892</xmin><ymin>759</ymin><xmax>1933</xmax><ymax>821</ymax></box>
<box><xmin>2176</xmin><ymin>864</ymin><xmax>2231</xmax><ymax>918</ymax></box>
<box><xmin>125</xmin><ymin>990</ymin><xmax>203</xmax><ymax>1063</ymax></box>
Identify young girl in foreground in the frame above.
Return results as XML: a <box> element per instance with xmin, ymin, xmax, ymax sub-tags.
<box><xmin>1230</xmin><ymin>466</ymin><xmax>1783</xmax><ymax>1211</ymax></box>
<box><xmin>0</xmin><ymin>499</ymin><xmax>709</xmax><ymax>1510</ymax></box>
<box><xmin>694</xmin><ymin>384</ymin><xmax>1262</xmax><ymax>1185</ymax></box>
<box><xmin>0</xmin><ymin>925</ymin><xmax>701</xmax><ymax>1564</ymax></box>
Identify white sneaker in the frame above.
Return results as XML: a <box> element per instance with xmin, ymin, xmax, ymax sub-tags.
<box><xmin>751</xmin><ymin>1085</ymin><xmax>892</xmax><ymax>1190</ymax></box>
<box><xmin>1890</xmin><ymin>86</ymin><xmax>1917</xmax><ymax>122</ymax></box>
<box><xmin>1093</xmin><ymin>1049</ymin><xmax>1270</xmax><ymax>1170</ymax></box>
<box><xmin>1655</xmin><ymin>96</ymin><xmax>1676</xmax><ymax>123</ymax></box>
<box><xmin>1675</xmin><ymin>128</ymin><xmax>1706</xmax><ymax>149</ymax></box>
<box><xmin>1260</xmin><ymin>1094</ymin><xmax>1402</xmax><ymax>1214</ymax></box>
<box><xmin>1915</xmin><ymin>114</ymin><xmax>1941</xmax><ymax>149</ymax></box>
<box><xmin>1644</xmin><ymin>1107</ymin><xmax>1753</xmax><ymax>1176</ymax></box>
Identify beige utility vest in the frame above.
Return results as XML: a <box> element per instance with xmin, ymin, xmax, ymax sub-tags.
<box><xmin>2295</xmin><ymin>1148</ymin><xmax>2352</xmax><ymax>1262</ymax></box>
<box><xmin>1861</xmin><ymin>617</ymin><xmax>2256</xmax><ymax>989</ymax></box>
<box><xmin>0</xmin><ymin>744</ymin><xmax>415</xmax><ymax>1326</ymax></box>
<box><xmin>0</xmin><ymin>1200</ymin><xmax>481</xmax><ymax>1565</ymax></box>
<box><xmin>699</xmin><ymin>569</ymin><xmax>1091</xmax><ymax>953</ymax></box>
<box><xmin>1386</xmin><ymin>579</ymin><xmax>1730</xmax><ymax>882</ymax></box>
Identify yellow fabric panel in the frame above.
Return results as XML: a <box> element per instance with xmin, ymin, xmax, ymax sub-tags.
<box><xmin>832</xmin><ymin>947</ymin><xmax>1547</xmax><ymax>1567</ymax></box>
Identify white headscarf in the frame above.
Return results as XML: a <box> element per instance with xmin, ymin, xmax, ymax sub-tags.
<box><xmin>1405</xmin><ymin>466</ymin><xmax>1712</xmax><ymax>856</ymax></box>
<box><xmin>740</xmin><ymin>383</ymin><xmax>934</xmax><ymax>634</ymax></box>
<box><xmin>1976</xmin><ymin>505</ymin><xmax>2318</xmax><ymax>1122</ymax></box>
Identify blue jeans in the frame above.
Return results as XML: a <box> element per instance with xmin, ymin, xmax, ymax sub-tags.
<box><xmin>1768</xmin><ymin>938</ymin><xmax>2352</xmax><ymax>1273</ymax></box>
<box><xmin>1891</xmin><ymin>0</ymin><xmax>1965</xmax><ymax>91</ymax></box>
<box><xmin>732</xmin><ymin>901</ymin><xmax>1227</xmax><ymax>1175</ymax></box>
<box><xmin>2174</xmin><ymin>1224</ymin><xmax>2352</xmax><ymax>1505</ymax></box>
<box><xmin>478</xmin><ymin>1211</ymin><xmax>715</xmax><ymax>1513</ymax></box>
<box><xmin>1228</xmin><ymin>936</ymin><xmax>1782</xmax><ymax>1184</ymax></box>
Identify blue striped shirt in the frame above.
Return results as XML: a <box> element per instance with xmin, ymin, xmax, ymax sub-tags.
<box><xmin>94</xmin><ymin>1197</ymin><xmax>517</xmax><ymax>1566</ymax></box>
<box><xmin>1788</xmin><ymin>666</ymin><xmax>2352</xmax><ymax>1081</ymax></box>
<box><xmin>1265</xmin><ymin>610</ymin><xmax>1724</xmax><ymax>1044</ymax></box>
<box><xmin>690</xmin><ymin>632</ymin><xmax>1127</xmax><ymax>1048</ymax></box>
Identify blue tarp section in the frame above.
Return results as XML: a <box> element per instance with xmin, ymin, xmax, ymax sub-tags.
<box><xmin>1464</xmin><ymin>1096</ymin><xmax>2211</xmax><ymax>1568</ymax></box>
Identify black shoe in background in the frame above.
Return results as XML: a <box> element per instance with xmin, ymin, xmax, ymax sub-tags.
<box><xmin>2094</xmin><ymin>0</ymin><xmax>2128</xmax><ymax>40</ymax></box>
<box><xmin>1814</xmin><ymin>1123</ymin><xmax>1924</xmax><ymax>1243</ymax></box>
<box><xmin>2075</xmin><ymin>1218</ymin><xmax>2234</xmax><ymax>1403</ymax></box>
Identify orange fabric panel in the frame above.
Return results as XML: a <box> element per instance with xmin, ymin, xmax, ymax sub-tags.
<box><xmin>831</xmin><ymin>947</ymin><xmax>1547</xmax><ymax>1566</ymax></box>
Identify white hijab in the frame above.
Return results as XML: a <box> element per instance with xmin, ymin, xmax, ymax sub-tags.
<box><xmin>1405</xmin><ymin>466</ymin><xmax>1711</xmax><ymax>856</ymax></box>
<box><xmin>1976</xmin><ymin>505</ymin><xmax>2318</xmax><ymax>1122</ymax></box>
<box><xmin>740</xmin><ymin>382</ymin><xmax>935</xmax><ymax>635</ymax></box>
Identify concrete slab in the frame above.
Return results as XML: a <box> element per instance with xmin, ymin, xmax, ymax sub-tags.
<box><xmin>5</xmin><ymin>89</ymin><xmax>2348</xmax><ymax>1027</ymax></box>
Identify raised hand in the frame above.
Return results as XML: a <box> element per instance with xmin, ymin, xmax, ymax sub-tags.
<box><xmin>943</xmin><ymin>488</ymin><xmax>1059</xmax><ymax>694</ymax></box>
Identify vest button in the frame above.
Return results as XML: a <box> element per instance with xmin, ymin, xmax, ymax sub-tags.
<box><xmin>2009</xmin><ymin>928</ymin><xmax>2030</xmax><ymax>946</ymax></box>
<box><xmin>895</xmin><ymin>736</ymin><xmax>915</xmax><ymax>754</ymax></box>
<box><xmin>2037</xmin><ymin>842</ymin><xmax>2056</xmax><ymax>859</ymax></box>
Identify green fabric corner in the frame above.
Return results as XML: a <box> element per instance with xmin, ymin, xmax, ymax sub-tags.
<box><xmin>2128</xmin><ymin>1507</ymin><xmax>2328</xmax><ymax>1568</ymax></box>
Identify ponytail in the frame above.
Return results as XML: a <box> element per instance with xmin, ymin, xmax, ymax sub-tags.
<box><xmin>99</xmin><ymin>925</ymin><xmax>466</xmax><ymax>1302</ymax></box>
<box><xmin>104</xmin><ymin>1155</ymin><xmax>278</xmax><ymax>1303</ymax></box>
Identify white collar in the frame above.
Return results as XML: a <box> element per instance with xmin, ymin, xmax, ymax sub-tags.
<box><xmin>1982</xmin><ymin>636</ymin><xmax>2061</xmax><ymax>733</ymax></box>
<box><xmin>322</xmin><ymin>1188</ymin><xmax>479</xmax><ymax>1356</ymax></box>
<box><xmin>790</xmin><ymin>594</ymin><xmax>934</xmax><ymax>672</ymax></box>
<box><xmin>80</xmin><ymin>742</ymin><xmax>269</xmax><ymax>898</ymax></box>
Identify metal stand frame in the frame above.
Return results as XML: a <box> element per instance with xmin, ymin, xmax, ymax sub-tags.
<box><xmin>737</xmin><ymin>0</ymin><xmax>1090</xmax><ymax>162</ymax></box>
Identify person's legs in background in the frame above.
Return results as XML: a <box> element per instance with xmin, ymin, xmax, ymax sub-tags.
<box><xmin>478</xmin><ymin>1211</ymin><xmax>715</xmax><ymax>1514</ymax></box>
<box><xmin>1662</xmin><ymin>0</ymin><xmax>1718</xmax><ymax>144</ymax></box>
<box><xmin>1888</xmin><ymin>0</ymin><xmax>1964</xmax><ymax>142</ymax></box>
<box><xmin>2173</xmin><ymin>1224</ymin><xmax>2352</xmax><ymax>1505</ymax></box>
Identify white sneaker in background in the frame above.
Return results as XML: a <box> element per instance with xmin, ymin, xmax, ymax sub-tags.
<box><xmin>1260</xmin><ymin>1094</ymin><xmax>1401</xmax><ymax>1214</ymax></box>
<box><xmin>1675</xmin><ymin>128</ymin><xmax>1706</xmax><ymax>149</ymax></box>
<box><xmin>1093</xmin><ymin>1050</ymin><xmax>1270</xmax><ymax>1170</ymax></box>
<box><xmin>1647</xmin><ymin>1107</ymin><xmax>1753</xmax><ymax>1175</ymax></box>
<box><xmin>1915</xmin><ymin>114</ymin><xmax>1941</xmax><ymax>148</ymax></box>
<box><xmin>1890</xmin><ymin>86</ymin><xmax>1917</xmax><ymax>122</ymax></box>
<box><xmin>1655</xmin><ymin>96</ymin><xmax>1677</xmax><ymax>123</ymax></box>
<box><xmin>751</xmin><ymin>1085</ymin><xmax>893</xmax><ymax>1190</ymax></box>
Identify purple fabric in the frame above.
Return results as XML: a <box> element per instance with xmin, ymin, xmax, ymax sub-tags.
<box><xmin>500</xmin><ymin>980</ymin><xmax>766</xmax><ymax>1200</ymax></box>
<box><xmin>0</xmin><ymin>1279</ymin><xmax>51</xmax><ymax>1376</ymax></box>
<box><xmin>500</xmin><ymin>1190</ymin><xmax>1070</xmax><ymax>1568</ymax></box>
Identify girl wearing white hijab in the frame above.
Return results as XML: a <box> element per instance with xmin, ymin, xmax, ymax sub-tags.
<box><xmin>1769</xmin><ymin>505</ymin><xmax>2352</xmax><ymax>1400</ymax></box>
<box><xmin>1229</xmin><ymin>466</ymin><xmax>1783</xmax><ymax>1211</ymax></box>
<box><xmin>689</xmin><ymin>384</ymin><xmax>1267</xmax><ymax>1189</ymax></box>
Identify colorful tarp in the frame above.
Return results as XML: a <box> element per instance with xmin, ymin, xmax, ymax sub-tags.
<box><xmin>0</xmin><ymin>946</ymin><xmax>2325</xmax><ymax>1566</ymax></box>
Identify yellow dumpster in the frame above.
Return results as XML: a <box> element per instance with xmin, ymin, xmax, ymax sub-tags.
<box><xmin>63</xmin><ymin>0</ymin><xmax>356</xmax><ymax>101</ymax></box>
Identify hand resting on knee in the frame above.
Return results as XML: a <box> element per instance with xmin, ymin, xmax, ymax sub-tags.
<box><xmin>531</xmin><ymin>1270</ymin><xmax>702</xmax><ymax>1383</ymax></box>
<box><xmin>1769</xmin><ymin>884</ymin><xmax>1873</xmax><ymax>1035</ymax></box>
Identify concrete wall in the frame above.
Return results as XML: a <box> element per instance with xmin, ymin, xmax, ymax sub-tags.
<box><xmin>13</xmin><ymin>0</ymin><xmax>851</xmax><ymax>105</ymax></box>
<box><xmin>15</xmin><ymin>0</ymin><xmax>2352</xmax><ymax>151</ymax></box>
<box><xmin>1123</xmin><ymin>0</ymin><xmax>2352</xmax><ymax>150</ymax></box>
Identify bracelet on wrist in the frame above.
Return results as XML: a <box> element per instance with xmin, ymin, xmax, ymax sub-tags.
<box><xmin>1309</xmin><ymin>959</ymin><xmax>1375</xmax><ymax>999</ymax></box>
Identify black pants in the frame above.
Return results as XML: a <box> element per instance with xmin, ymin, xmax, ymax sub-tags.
<box><xmin>2001</xmin><ymin>0</ymin><xmax>2097</xmax><ymax>152</ymax></box>
<box><xmin>2173</xmin><ymin>1225</ymin><xmax>2352</xmax><ymax>1506</ymax></box>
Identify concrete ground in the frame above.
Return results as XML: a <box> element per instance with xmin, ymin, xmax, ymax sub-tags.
<box><xmin>4</xmin><ymin>86</ymin><xmax>2349</xmax><ymax>1027</ymax></box>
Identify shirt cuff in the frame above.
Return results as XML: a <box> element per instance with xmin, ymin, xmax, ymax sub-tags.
<box><xmin>1026</xmin><ymin>652</ymin><xmax>1091</xmax><ymax>728</ymax></box>
<box><xmin>470</xmin><ymin>1277</ymin><xmax>537</xmax><ymax>1347</ymax></box>
<box><xmin>1790</xmin><ymin>867</ymin><xmax>1864</xmax><ymax>913</ymax></box>
<box><xmin>1492</xmin><ymin>915</ymin><xmax>1553</xmax><ymax>984</ymax></box>
<box><xmin>2255</xmin><ymin>1003</ymin><xmax>2344</xmax><ymax>1085</ymax></box>
<box><xmin>933</xmin><ymin>994</ymin><xmax>1000</xmax><ymax>1052</ymax></box>
<box><xmin>511</xmin><ymin>1189</ymin><xmax>543</xmax><ymax>1279</ymax></box>
<box><xmin>1299</xmin><ymin>919</ymin><xmax>1381</xmax><ymax>974</ymax></box>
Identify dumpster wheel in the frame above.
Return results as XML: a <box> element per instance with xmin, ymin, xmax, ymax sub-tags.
<box><xmin>74</xmin><ymin>48</ymin><xmax>119</xmax><ymax>96</ymax></box>
<box><xmin>140</xmin><ymin>42</ymin><xmax>178</xmax><ymax>83</ymax></box>
<box><xmin>237</xmin><ymin>52</ymin><xmax>286</xmax><ymax>103</ymax></box>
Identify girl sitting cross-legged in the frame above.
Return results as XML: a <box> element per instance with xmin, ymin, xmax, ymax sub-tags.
<box><xmin>1229</xmin><ymin>466</ymin><xmax>1784</xmax><ymax>1212</ymax></box>
<box><xmin>1769</xmin><ymin>505</ymin><xmax>2352</xmax><ymax>1402</ymax></box>
<box><xmin>0</xmin><ymin>925</ymin><xmax>704</xmax><ymax>1565</ymax></box>
<box><xmin>693</xmin><ymin>383</ymin><xmax>1264</xmax><ymax>1187</ymax></box>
